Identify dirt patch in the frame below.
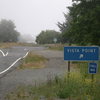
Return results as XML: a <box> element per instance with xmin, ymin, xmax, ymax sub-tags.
<box><xmin>18</xmin><ymin>52</ymin><xmax>48</xmax><ymax>69</ymax></box>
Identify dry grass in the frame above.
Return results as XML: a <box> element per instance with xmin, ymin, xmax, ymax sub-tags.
<box><xmin>0</xmin><ymin>42</ymin><xmax>37</xmax><ymax>48</ymax></box>
<box><xmin>46</xmin><ymin>44</ymin><xmax>64</xmax><ymax>51</ymax></box>
<box><xmin>46</xmin><ymin>43</ymin><xmax>76</xmax><ymax>51</ymax></box>
<box><xmin>0</xmin><ymin>42</ymin><xmax>18</xmax><ymax>48</ymax></box>
<box><xmin>18</xmin><ymin>52</ymin><xmax>48</xmax><ymax>69</ymax></box>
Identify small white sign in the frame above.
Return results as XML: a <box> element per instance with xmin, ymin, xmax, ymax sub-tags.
<box><xmin>53</xmin><ymin>38</ymin><xmax>57</xmax><ymax>43</ymax></box>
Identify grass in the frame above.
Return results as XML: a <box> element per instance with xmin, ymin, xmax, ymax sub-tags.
<box><xmin>75</xmin><ymin>61</ymin><xmax>100</xmax><ymax>82</ymax></box>
<box><xmin>0</xmin><ymin>42</ymin><xmax>18</xmax><ymax>48</ymax></box>
<box><xmin>46</xmin><ymin>43</ymin><xmax>78</xmax><ymax>51</ymax></box>
<box><xmin>5</xmin><ymin>71</ymin><xmax>100</xmax><ymax>100</ymax></box>
<box><xmin>18</xmin><ymin>52</ymin><xmax>48</xmax><ymax>69</ymax></box>
<box><xmin>46</xmin><ymin>44</ymin><xmax>64</xmax><ymax>51</ymax></box>
<box><xmin>5</xmin><ymin>59</ymin><xmax>100</xmax><ymax>100</ymax></box>
<box><xmin>0</xmin><ymin>42</ymin><xmax>37</xmax><ymax>48</ymax></box>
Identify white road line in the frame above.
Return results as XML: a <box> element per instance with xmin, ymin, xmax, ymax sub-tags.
<box><xmin>0</xmin><ymin>57</ymin><xmax>22</xmax><ymax>75</ymax></box>
<box><xmin>0</xmin><ymin>50</ymin><xmax>6</xmax><ymax>56</ymax></box>
<box><xmin>0</xmin><ymin>50</ymin><xmax>9</xmax><ymax>57</ymax></box>
<box><xmin>24</xmin><ymin>48</ymin><xmax>27</xmax><ymax>51</ymax></box>
<box><xmin>0</xmin><ymin>51</ymin><xmax>29</xmax><ymax>75</ymax></box>
<box><xmin>5</xmin><ymin>52</ymin><xmax>8</xmax><ymax>56</ymax></box>
<box><xmin>23</xmin><ymin>52</ymin><xmax>29</xmax><ymax>58</ymax></box>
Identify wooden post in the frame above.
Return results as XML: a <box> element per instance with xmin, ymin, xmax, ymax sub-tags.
<box><xmin>68</xmin><ymin>43</ymin><xmax>71</xmax><ymax>78</ymax></box>
<box><xmin>68</xmin><ymin>61</ymin><xmax>71</xmax><ymax>78</ymax></box>
<box><xmin>68</xmin><ymin>61</ymin><xmax>71</xmax><ymax>100</ymax></box>
<box><xmin>91</xmin><ymin>74</ymin><xmax>94</xmax><ymax>91</ymax></box>
<box><xmin>68</xmin><ymin>44</ymin><xmax>71</xmax><ymax>100</ymax></box>
<box><xmin>91</xmin><ymin>74</ymin><xmax>94</xmax><ymax>83</ymax></box>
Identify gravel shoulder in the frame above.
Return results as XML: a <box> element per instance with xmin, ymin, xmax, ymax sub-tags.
<box><xmin>0</xmin><ymin>48</ymin><xmax>67</xmax><ymax>99</ymax></box>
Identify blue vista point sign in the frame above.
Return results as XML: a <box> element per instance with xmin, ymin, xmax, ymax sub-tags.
<box><xmin>64</xmin><ymin>46</ymin><xmax>99</xmax><ymax>61</ymax></box>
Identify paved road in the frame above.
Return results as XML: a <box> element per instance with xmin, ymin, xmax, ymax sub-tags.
<box><xmin>0</xmin><ymin>46</ymin><xmax>45</xmax><ymax>76</ymax></box>
<box><xmin>0</xmin><ymin>46</ymin><xmax>67</xmax><ymax>100</ymax></box>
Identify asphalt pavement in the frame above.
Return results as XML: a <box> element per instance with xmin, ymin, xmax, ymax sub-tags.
<box><xmin>0</xmin><ymin>46</ymin><xmax>67</xmax><ymax>100</ymax></box>
<box><xmin>0</xmin><ymin>46</ymin><xmax>45</xmax><ymax>76</ymax></box>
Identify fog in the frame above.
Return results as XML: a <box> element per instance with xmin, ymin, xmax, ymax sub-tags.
<box><xmin>0</xmin><ymin>0</ymin><xmax>72</xmax><ymax>42</ymax></box>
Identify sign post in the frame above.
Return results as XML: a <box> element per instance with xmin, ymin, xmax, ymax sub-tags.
<box><xmin>68</xmin><ymin>61</ymin><xmax>71</xmax><ymax>78</ymax></box>
<box><xmin>64</xmin><ymin>46</ymin><xmax>99</xmax><ymax>100</ymax></box>
<box><xmin>64</xmin><ymin>46</ymin><xmax>99</xmax><ymax>74</ymax></box>
<box><xmin>53</xmin><ymin>38</ymin><xmax>57</xmax><ymax>44</ymax></box>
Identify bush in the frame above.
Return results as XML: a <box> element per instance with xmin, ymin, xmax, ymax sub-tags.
<box><xmin>56</xmin><ymin>72</ymin><xmax>100</xmax><ymax>100</ymax></box>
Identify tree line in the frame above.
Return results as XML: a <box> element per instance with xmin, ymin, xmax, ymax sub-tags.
<box><xmin>58</xmin><ymin>0</ymin><xmax>100</xmax><ymax>45</ymax></box>
<box><xmin>36</xmin><ymin>30</ymin><xmax>61</xmax><ymax>44</ymax></box>
<box><xmin>0</xmin><ymin>19</ymin><xmax>20</xmax><ymax>42</ymax></box>
<box><xmin>36</xmin><ymin>0</ymin><xmax>100</xmax><ymax>45</ymax></box>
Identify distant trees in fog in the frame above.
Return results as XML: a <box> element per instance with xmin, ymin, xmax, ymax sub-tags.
<box><xmin>36</xmin><ymin>30</ymin><xmax>61</xmax><ymax>44</ymax></box>
<box><xmin>0</xmin><ymin>19</ymin><xmax>20</xmax><ymax>42</ymax></box>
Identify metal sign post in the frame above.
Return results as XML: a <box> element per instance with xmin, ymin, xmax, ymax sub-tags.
<box><xmin>64</xmin><ymin>46</ymin><xmax>99</xmax><ymax>100</ymax></box>
<box><xmin>64</xmin><ymin>46</ymin><xmax>99</xmax><ymax>76</ymax></box>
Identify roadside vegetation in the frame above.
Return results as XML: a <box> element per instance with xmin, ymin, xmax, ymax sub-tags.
<box><xmin>5</xmin><ymin>61</ymin><xmax>100</xmax><ymax>100</ymax></box>
<box><xmin>46</xmin><ymin>44</ymin><xmax>64</xmax><ymax>51</ymax></box>
<box><xmin>0</xmin><ymin>42</ymin><xmax>38</xmax><ymax>48</ymax></box>
<box><xmin>18</xmin><ymin>51</ymin><xmax>48</xmax><ymax>69</ymax></box>
<box><xmin>46</xmin><ymin>43</ymin><xmax>76</xmax><ymax>51</ymax></box>
<box><xmin>0</xmin><ymin>42</ymin><xmax>18</xmax><ymax>48</ymax></box>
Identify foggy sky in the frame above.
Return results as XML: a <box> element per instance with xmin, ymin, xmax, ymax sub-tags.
<box><xmin>0</xmin><ymin>0</ymin><xmax>72</xmax><ymax>39</ymax></box>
